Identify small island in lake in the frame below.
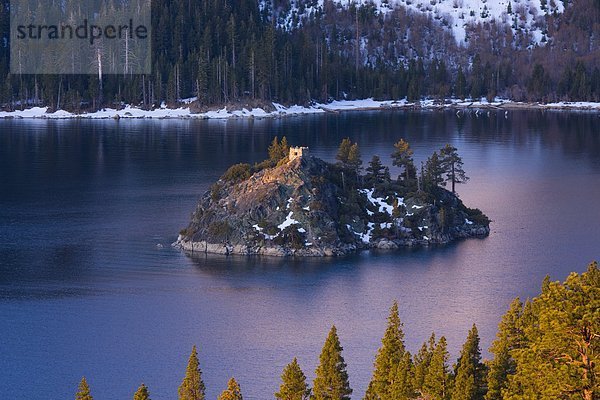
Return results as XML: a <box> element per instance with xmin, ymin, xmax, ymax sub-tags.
<box><xmin>175</xmin><ymin>138</ymin><xmax>490</xmax><ymax>256</ymax></box>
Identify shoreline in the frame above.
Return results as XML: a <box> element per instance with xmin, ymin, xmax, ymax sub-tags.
<box><xmin>1</xmin><ymin>98</ymin><xmax>600</xmax><ymax>120</ymax></box>
<box><xmin>173</xmin><ymin>224</ymin><xmax>490</xmax><ymax>258</ymax></box>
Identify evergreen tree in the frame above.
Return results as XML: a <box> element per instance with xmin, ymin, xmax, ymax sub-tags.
<box><xmin>3</xmin><ymin>0</ymin><xmax>600</xmax><ymax>110</ymax></box>
<box><xmin>456</xmin><ymin>67</ymin><xmax>467</xmax><ymax>100</ymax></box>
<box><xmin>336</xmin><ymin>138</ymin><xmax>353</xmax><ymax>166</ymax></box>
<box><xmin>76</xmin><ymin>377</ymin><xmax>93</xmax><ymax>400</ymax></box>
<box><xmin>452</xmin><ymin>324</ymin><xmax>486</xmax><ymax>400</ymax></box>
<box><xmin>527</xmin><ymin>64</ymin><xmax>550</xmax><ymax>101</ymax></box>
<box><xmin>439</xmin><ymin>144</ymin><xmax>468</xmax><ymax>194</ymax></box>
<box><xmin>470</xmin><ymin>55</ymin><xmax>484</xmax><ymax>100</ymax></box>
<box><xmin>422</xmin><ymin>152</ymin><xmax>445</xmax><ymax>192</ymax></box>
<box><xmin>134</xmin><ymin>383</ymin><xmax>151</xmax><ymax>400</ymax></box>
<box><xmin>391</xmin><ymin>139</ymin><xmax>416</xmax><ymax>185</ymax></box>
<box><xmin>268</xmin><ymin>136</ymin><xmax>290</xmax><ymax>165</ymax></box>
<box><xmin>423</xmin><ymin>336</ymin><xmax>451</xmax><ymax>400</ymax></box>
<box><xmin>504</xmin><ymin>262</ymin><xmax>600</xmax><ymax>400</ymax></box>
<box><xmin>365</xmin><ymin>155</ymin><xmax>387</xmax><ymax>188</ymax></box>
<box><xmin>485</xmin><ymin>298</ymin><xmax>524</xmax><ymax>400</ymax></box>
<box><xmin>275</xmin><ymin>358</ymin><xmax>311</xmax><ymax>400</ymax></box>
<box><xmin>218</xmin><ymin>378</ymin><xmax>243</xmax><ymax>400</ymax></box>
<box><xmin>387</xmin><ymin>352</ymin><xmax>414</xmax><ymax>400</ymax></box>
<box><xmin>347</xmin><ymin>143</ymin><xmax>363</xmax><ymax>175</ymax></box>
<box><xmin>312</xmin><ymin>325</ymin><xmax>352</xmax><ymax>400</ymax></box>
<box><xmin>365</xmin><ymin>301</ymin><xmax>407</xmax><ymax>399</ymax></box>
<box><xmin>178</xmin><ymin>345</ymin><xmax>206</xmax><ymax>400</ymax></box>
<box><xmin>414</xmin><ymin>333</ymin><xmax>436</xmax><ymax>392</ymax></box>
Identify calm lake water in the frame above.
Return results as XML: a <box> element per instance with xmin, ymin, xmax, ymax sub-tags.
<box><xmin>1</xmin><ymin>110</ymin><xmax>599</xmax><ymax>400</ymax></box>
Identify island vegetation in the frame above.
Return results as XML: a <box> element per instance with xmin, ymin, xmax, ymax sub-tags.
<box><xmin>175</xmin><ymin>137</ymin><xmax>489</xmax><ymax>256</ymax></box>
<box><xmin>75</xmin><ymin>261</ymin><xmax>599</xmax><ymax>400</ymax></box>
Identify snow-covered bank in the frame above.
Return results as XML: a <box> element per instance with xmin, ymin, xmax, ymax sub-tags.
<box><xmin>1</xmin><ymin>98</ymin><xmax>600</xmax><ymax>120</ymax></box>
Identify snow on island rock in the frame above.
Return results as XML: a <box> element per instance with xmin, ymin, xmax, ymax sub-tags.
<box><xmin>174</xmin><ymin>149</ymin><xmax>490</xmax><ymax>257</ymax></box>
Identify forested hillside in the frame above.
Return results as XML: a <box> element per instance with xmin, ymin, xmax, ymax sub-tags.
<box><xmin>0</xmin><ymin>0</ymin><xmax>599</xmax><ymax>111</ymax></box>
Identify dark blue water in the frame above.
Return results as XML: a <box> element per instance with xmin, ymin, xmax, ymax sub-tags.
<box><xmin>1</xmin><ymin>111</ymin><xmax>599</xmax><ymax>400</ymax></box>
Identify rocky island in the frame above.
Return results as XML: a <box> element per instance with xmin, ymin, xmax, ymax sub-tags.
<box><xmin>175</xmin><ymin>138</ymin><xmax>490</xmax><ymax>256</ymax></box>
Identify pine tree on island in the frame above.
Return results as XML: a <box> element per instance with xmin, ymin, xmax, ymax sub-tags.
<box><xmin>336</xmin><ymin>138</ymin><xmax>363</xmax><ymax>186</ymax></box>
<box><xmin>391</xmin><ymin>139</ymin><xmax>417</xmax><ymax>189</ymax></box>
<box><xmin>336</xmin><ymin>138</ymin><xmax>353</xmax><ymax>166</ymax></box>
<box><xmin>312</xmin><ymin>325</ymin><xmax>352</xmax><ymax>400</ymax></box>
<box><xmin>178</xmin><ymin>345</ymin><xmax>206</xmax><ymax>400</ymax></box>
<box><xmin>440</xmin><ymin>144</ymin><xmax>469</xmax><ymax>194</ymax></box>
<box><xmin>365</xmin><ymin>155</ymin><xmax>391</xmax><ymax>189</ymax></box>
<box><xmin>337</xmin><ymin>138</ymin><xmax>362</xmax><ymax>175</ymax></box>
<box><xmin>423</xmin><ymin>151</ymin><xmax>445</xmax><ymax>192</ymax></box>
<box><xmin>275</xmin><ymin>357</ymin><xmax>311</xmax><ymax>400</ymax></box>
<box><xmin>268</xmin><ymin>136</ymin><xmax>291</xmax><ymax>166</ymax></box>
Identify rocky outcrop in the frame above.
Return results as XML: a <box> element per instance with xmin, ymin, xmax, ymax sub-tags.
<box><xmin>174</xmin><ymin>155</ymin><xmax>490</xmax><ymax>257</ymax></box>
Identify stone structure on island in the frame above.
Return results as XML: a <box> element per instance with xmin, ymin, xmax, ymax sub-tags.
<box><xmin>289</xmin><ymin>146</ymin><xmax>309</xmax><ymax>161</ymax></box>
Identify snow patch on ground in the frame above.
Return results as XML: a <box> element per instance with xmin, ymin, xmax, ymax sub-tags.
<box><xmin>359</xmin><ymin>188</ymin><xmax>395</xmax><ymax>216</ymax></box>
<box><xmin>278</xmin><ymin>212</ymin><xmax>300</xmax><ymax>231</ymax></box>
<box><xmin>3</xmin><ymin>97</ymin><xmax>600</xmax><ymax>120</ymax></box>
<box><xmin>541</xmin><ymin>102</ymin><xmax>600</xmax><ymax>110</ymax></box>
<box><xmin>348</xmin><ymin>222</ymin><xmax>375</xmax><ymax>244</ymax></box>
<box><xmin>253</xmin><ymin>224</ymin><xmax>277</xmax><ymax>240</ymax></box>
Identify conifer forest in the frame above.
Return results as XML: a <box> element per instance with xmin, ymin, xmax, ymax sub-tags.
<box><xmin>75</xmin><ymin>263</ymin><xmax>599</xmax><ymax>400</ymax></box>
<box><xmin>1</xmin><ymin>0</ymin><xmax>600</xmax><ymax>111</ymax></box>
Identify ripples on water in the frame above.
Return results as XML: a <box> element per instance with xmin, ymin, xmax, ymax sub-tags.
<box><xmin>1</xmin><ymin>111</ymin><xmax>599</xmax><ymax>399</ymax></box>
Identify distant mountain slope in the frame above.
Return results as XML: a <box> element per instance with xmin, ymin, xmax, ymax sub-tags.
<box><xmin>1</xmin><ymin>0</ymin><xmax>598</xmax><ymax>111</ymax></box>
<box><xmin>265</xmin><ymin>0</ymin><xmax>565</xmax><ymax>46</ymax></box>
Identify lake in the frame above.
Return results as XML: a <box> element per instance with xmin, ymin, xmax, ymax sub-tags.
<box><xmin>1</xmin><ymin>110</ymin><xmax>599</xmax><ymax>399</ymax></box>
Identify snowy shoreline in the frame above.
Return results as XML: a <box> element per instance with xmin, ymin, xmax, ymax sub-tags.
<box><xmin>1</xmin><ymin>98</ymin><xmax>600</xmax><ymax>120</ymax></box>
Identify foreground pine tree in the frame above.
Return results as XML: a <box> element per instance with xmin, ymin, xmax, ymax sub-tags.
<box><xmin>218</xmin><ymin>378</ymin><xmax>243</xmax><ymax>400</ymax></box>
<box><xmin>75</xmin><ymin>377</ymin><xmax>93</xmax><ymax>400</ymax></box>
<box><xmin>503</xmin><ymin>262</ymin><xmax>599</xmax><ymax>400</ymax></box>
<box><xmin>133</xmin><ymin>383</ymin><xmax>151</xmax><ymax>400</ymax></box>
<box><xmin>312</xmin><ymin>325</ymin><xmax>352</xmax><ymax>400</ymax></box>
<box><xmin>413</xmin><ymin>333</ymin><xmax>436</xmax><ymax>392</ymax></box>
<box><xmin>423</xmin><ymin>336</ymin><xmax>451</xmax><ymax>400</ymax></box>
<box><xmin>388</xmin><ymin>352</ymin><xmax>415</xmax><ymax>400</ymax></box>
<box><xmin>275</xmin><ymin>358</ymin><xmax>311</xmax><ymax>400</ymax></box>
<box><xmin>485</xmin><ymin>298</ymin><xmax>523</xmax><ymax>400</ymax></box>
<box><xmin>364</xmin><ymin>300</ymin><xmax>410</xmax><ymax>399</ymax></box>
<box><xmin>451</xmin><ymin>324</ymin><xmax>486</xmax><ymax>400</ymax></box>
<box><xmin>178</xmin><ymin>345</ymin><xmax>206</xmax><ymax>400</ymax></box>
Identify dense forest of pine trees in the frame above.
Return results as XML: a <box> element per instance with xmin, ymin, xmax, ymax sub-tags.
<box><xmin>1</xmin><ymin>0</ymin><xmax>600</xmax><ymax>111</ymax></box>
<box><xmin>75</xmin><ymin>262</ymin><xmax>598</xmax><ymax>400</ymax></box>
